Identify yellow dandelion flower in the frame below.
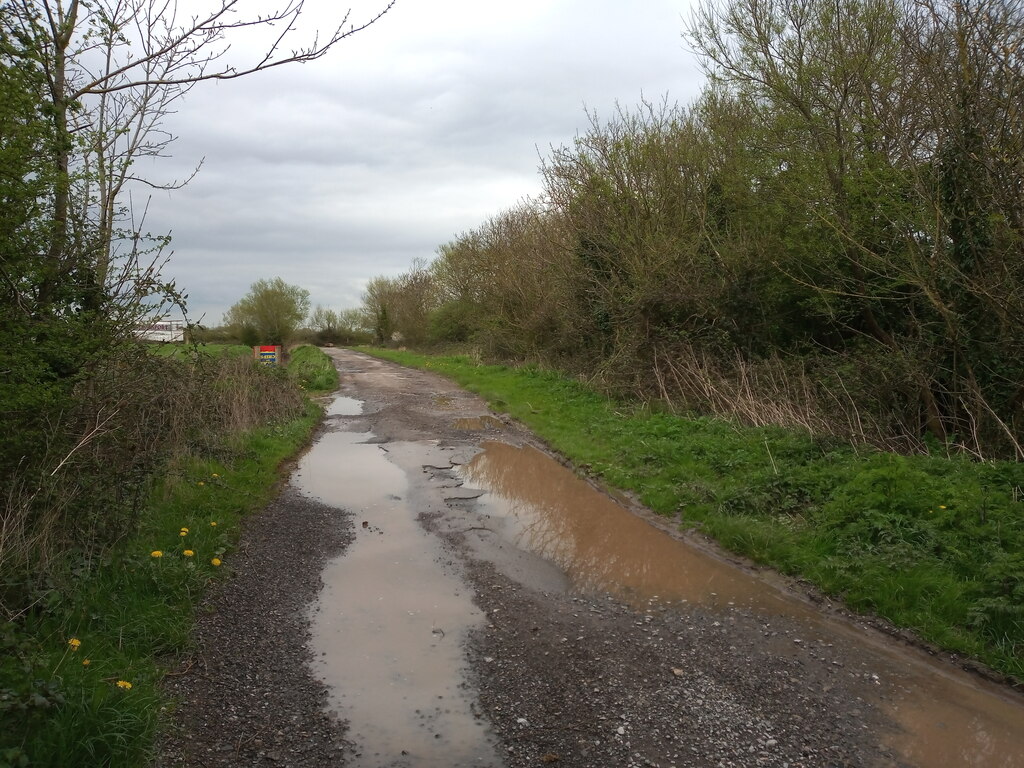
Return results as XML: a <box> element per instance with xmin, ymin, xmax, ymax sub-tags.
<box><xmin>183</xmin><ymin>550</ymin><xmax>194</xmax><ymax>557</ymax></box>
<box><xmin>68</xmin><ymin>638</ymin><xmax>81</xmax><ymax>650</ymax></box>
<box><xmin>180</xmin><ymin>527</ymin><xmax>189</xmax><ymax>534</ymax></box>
<box><xmin>211</xmin><ymin>557</ymin><xmax>222</xmax><ymax>567</ymax></box>
<box><xmin>151</xmin><ymin>550</ymin><xmax>163</xmax><ymax>558</ymax></box>
<box><xmin>197</xmin><ymin>481</ymin><xmax>205</xmax><ymax>486</ymax></box>
<box><xmin>82</xmin><ymin>659</ymin><xmax>90</xmax><ymax>667</ymax></box>
<box><xmin>179</xmin><ymin>530</ymin><xmax>188</xmax><ymax>537</ymax></box>
<box><xmin>209</xmin><ymin>521</ymin><xmax>217</xmax><ymax>527</ymax></box>
<box><xmin>116</xmin><ymin>680</ymin><xmax>132</xmax><ymax>690</ymax></box>
<box><xmin>212</xmin><ymin>473</ymin><xmax>220</xmax><ymax>478</ymax></box>
<box><xmin>939</xmin><ymin>505</ymin><xmax>947</xmax><ymax>509</ymax></box>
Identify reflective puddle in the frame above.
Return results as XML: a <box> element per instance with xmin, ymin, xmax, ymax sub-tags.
<box><xmin>888</xmin><ymin>668</ymin><xmax>1024</xmax><ymax>768</ymax></box>
<box><xmin>294</xmin><ymin>427</ymin><xmax>499</xmax><ymax>768</ymax></box>
<box><xmin>458</xmin><ymin>441</ymin><xmax>808</xmax><ymax>616</ymax></box>
<box><xmin>459</xmin><ymin>441</ymin><xmax>1024</xmax><ymax>768</ymax></box>
<box><xmin>327</xmin><ymin>396</ymin><xmax>363</xmax><ymax>416</ymax></box>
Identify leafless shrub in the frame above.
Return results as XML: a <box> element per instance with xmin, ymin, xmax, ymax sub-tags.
<box><xmin>0</xmin><ymin>347</ymin><xmax>305</xmax><ymax>617</ymax></box>
<box><xmin>643</xmin><ymin>343</ymin><xmax>925</xmax><ymax>453</ymax></box>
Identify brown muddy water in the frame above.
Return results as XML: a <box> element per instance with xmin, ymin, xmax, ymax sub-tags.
<box><xmin>458</xmin><ymin>441</ymin><xmax>1024</xmax><ymax>768</ymax></box>
<box><xmin>294</xmin><ymin>426</ymin><xmax>501</xmax><ymax>767</ymax></box>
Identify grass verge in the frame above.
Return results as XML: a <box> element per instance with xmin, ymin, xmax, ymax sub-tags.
<box><xmin>288</xmin><ymin>344</ymin><xmax>340</xmax><ymax>393</ymax></box>
<box><xmin>0</xmin><ymin>350</ymin><xmax>332</xmax><ymax>767</ymax></box>
<box><xmin>147</xmin><ymin>342</ymin><xmax>252</xmax><ymax>359</ymax></box>
<box><xmin>361</xmin><ymin>347</ymin><xmax>1024</xmax><ymax>682</ymax></box>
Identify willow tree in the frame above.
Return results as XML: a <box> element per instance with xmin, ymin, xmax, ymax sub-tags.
<box><xmin>224</xmin><ymin>277</ymin><xmax>311</xmax><ymax>346</ymax></box>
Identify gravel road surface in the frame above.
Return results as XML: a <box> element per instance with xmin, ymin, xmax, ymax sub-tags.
<box><xmin>158</xmin><ymin>348</ymin><xmax>1014</xmax><ymax>768</ymax></box>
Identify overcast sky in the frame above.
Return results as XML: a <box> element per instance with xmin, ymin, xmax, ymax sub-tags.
<box><xmin>139</xmin><ymin>0</ymin><xmax>704</xmax><ymax>325</ymax></box>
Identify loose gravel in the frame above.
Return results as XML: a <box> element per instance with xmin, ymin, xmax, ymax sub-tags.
<box><xmin>156</xmin><ymin>488</ymin><xmax>355</xmax><ymax>767</ymax></box>
<box><xmin>155</xmin><ymin>349</ymin><xmax>904</xmax><ymax>768</ymax></box>
<box><xmin>456</xmin><ymin>553</ymin><xmax>897</xmax><ymax>768</ymax></box>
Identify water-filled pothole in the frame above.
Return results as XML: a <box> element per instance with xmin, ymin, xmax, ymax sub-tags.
<box><xmin>458</xmin><ymin>440</ymin><xmax>1024</xmax><ymax>768</ymax></box>
<box><xmin>458</xmin><ymin>441</ymin><xmax>806</xmax><ymax>616</ymax></box>
<box><xmin>327</xmin><ymin>396</ymin><xmax>363</xmax><ymax>416</ymax></box>
<box><xmin>294</xmin><ymin>430</ymin><xmax>499</xmax><ymax>767</ymax></box>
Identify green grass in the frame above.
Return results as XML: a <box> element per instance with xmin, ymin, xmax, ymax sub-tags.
<box><xmin>362</xmin><ymin>347</ymin><xmax>1024</xmax><ymax>680</ymax></box>
<box><xmin>0</xmin><ymin>402</ymin><xmax>321</xmax><ymax>768</ymax></box>
<box><xmin>288</xmin><ymin>344</ymin><xmax>340</xmax><ymax>393</ymax></box>
<box><xmin>153</xmin><ymin>343</ymin><xmax>340</xmax><ymax>394</ymax></box>
<box><xmin>147</xmin><ymin>342</ymin><xmax>252</xmax><ymax>359</ymax></box>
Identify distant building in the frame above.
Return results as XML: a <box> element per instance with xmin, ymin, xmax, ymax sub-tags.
<box><xmin>137</xmin><ymin>319</ymin><xmax>186</xmax><ymax>343</ymax></box>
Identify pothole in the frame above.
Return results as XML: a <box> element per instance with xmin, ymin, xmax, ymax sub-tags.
<box><xmin>453</xmin><ymin>415</ymin><xmax>505</xmax><ymax>431</ymax></box>
<box><xmin>455</xmin><ymin>440</ymin><xmax>1024</xmax><ymax>768</ymax></box>
<box><xmin>293</xmin><ymin>429</ymin><xmax>501</xmax><ymax>767</ymax></box>
<box><xmin>327</xmin><ymin>396</ymin><xmax>363</xmax><ymax>416</ymax></box>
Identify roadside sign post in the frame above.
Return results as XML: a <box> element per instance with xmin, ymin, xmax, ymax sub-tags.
<box><xmin>254</xmin><ymin>345</ymin><xmax>281</xmax><ymax>366</ymax></box>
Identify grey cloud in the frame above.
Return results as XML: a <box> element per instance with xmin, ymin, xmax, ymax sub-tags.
<box><xmin>135</xmin><ymin>0</ymin><xmax>703</xmax><ymax>321</ymax></box>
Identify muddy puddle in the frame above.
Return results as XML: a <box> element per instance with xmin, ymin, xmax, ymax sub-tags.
<box><xmin>294</xmin><ymin>425</ymin><xmax>500</xmax><ymax>767</ymax></box>
<box><xmin>458</xmin><ymin>441</ymin><xmax>808</xmax><ymax>616</ymax></box>
<box><xmin>458</xmin><ymin>440</ymin><xmax>1024</xmax><ymax>768</ymax></box>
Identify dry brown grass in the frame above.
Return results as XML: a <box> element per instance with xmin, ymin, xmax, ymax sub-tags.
<box><xmin>644</xmin><ymin>343</ymin><xmax>924</xmax><ymax>454</ymax></box>
<box><xmin>0</xmin><ymin>346</ymin><xmax>306</xmax><ymax>617</ymax></box>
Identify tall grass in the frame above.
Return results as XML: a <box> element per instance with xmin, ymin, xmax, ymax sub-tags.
<box><xmin>288</xmin><ymin>344</ymin><xmax>340</xmax><ymax>392</ymax></box>
<box><xmin>0</xmin><ymin>346</ymin><xmax>328</xmax><ymax>767</ymax></box>
<box><xmin>364</xmin><ymin>347</ymin><xmax>1024</xmax><ymax>681</ymax></box>
<box><xmin>1</xmin><ymin>347</ymin><xmax>305</xmax><ymax>611</ymax></box>
<box><xmin>0</xmin><ymin>408</ymin><xmax>319</xmax><ymax>767</ymax></box>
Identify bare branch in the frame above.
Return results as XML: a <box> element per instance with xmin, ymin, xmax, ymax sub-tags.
<box><xmin>71</xmin><ymin>0</ymin><xmax>396</xmax><ymax>97</ymax></box>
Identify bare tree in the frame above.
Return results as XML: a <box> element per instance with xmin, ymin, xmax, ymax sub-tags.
<box><xmin>2</xmin><ymin>0</ymin><xmax>395</xmax><ymax>311</ymax></box>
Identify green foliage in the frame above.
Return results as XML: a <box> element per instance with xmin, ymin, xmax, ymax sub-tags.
<box><xmin>365</xmin><ymin>347</ymin><xmax>1024</xmax><ymax>679</ymax></box>
<box><xmin>428</xmin><ymin>299</ymin><xmax>479</xmax><ymax>343</ymax></box>
<box><xmin>239</xmin><ymin>323</ymin><xmax>261</xmax><ymax>347</ymax></box>
<box><xmin>0</xmin><ymin>21</ymin><xmax>52</xmax><ymax>279</ymax></box>
<box><xmin>0</xmin><ymin>389</ymin><xmax>319</xmax><ymax>766</ymax></box>
<box><xmin>288</xmin><ymin>345</ymin><xmax>340</xmax><ymax>393</ymax></box>
<box><xmin>358</xmin><ymin>0</ymin><xmax>1024</xmax><ymax>459</ymax></box>
<box><xmin>224</xmin><ymin>277</ymin><xmax>310</xmax><ymax>346</ymax></box>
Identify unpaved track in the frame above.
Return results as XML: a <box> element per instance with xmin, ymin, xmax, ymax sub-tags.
<box><xmin>157</xmin><ymin>348</ymin><xmax>993</xmax><ymax>767</ymax></box>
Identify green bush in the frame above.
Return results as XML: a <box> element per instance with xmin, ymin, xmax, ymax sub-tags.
<box><xmin>428</xmin><ymin>300</ymin><xmax>479</xmax><ymax>344</ymax></box>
